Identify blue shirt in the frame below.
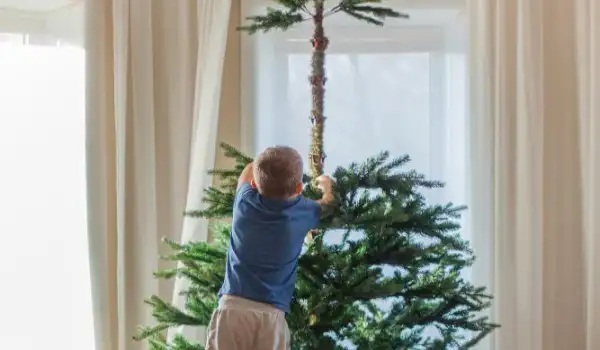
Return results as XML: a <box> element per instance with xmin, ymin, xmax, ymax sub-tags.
<box><xmin>218</xmin><ymin>183</ymin><xmax>321</xmax><ymax>312</ymax></box>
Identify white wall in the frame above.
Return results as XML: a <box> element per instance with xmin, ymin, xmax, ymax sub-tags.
<box><xmin>44</xmin><ymin>3</ymin><xmax>84</xmax><ymax>45</ymax></box>
<box><xmin>0</xmin><ymin>8</ymin><xmax>45</xmax><ymax>34</ymax></box>
<box><xmin>0</xmin><ymin>2</ymin><xmax>83</xmax><ymax>46</ymax></box>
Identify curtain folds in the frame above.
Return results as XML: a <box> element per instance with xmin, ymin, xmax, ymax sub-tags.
<box><xmin>468</xmin><ymin>0</ymin><xmax>600</xmax><ymax>349</ymax></box>
<box><xmin>85</xmin><ymin>1</ymin><xmax>233</xmax><ymax>349</ymax></box>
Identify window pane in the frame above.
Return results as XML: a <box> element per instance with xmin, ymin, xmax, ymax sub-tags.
<box><xmin>253</xmin><ymin>36</ymin><xmax>469</xmax><ymax>252</ymax></box>
<box><xmin>283</xmin><ymin>53</ymin><xmax>431</xmax><ymax>172</ymax></box>
<box><xmin>255</xmin><ymin>50</ymin><xmax>465</xmax><ymax>205</ymax></box>
<box><xmin>0</xmin><ymin>40</ymin><xmax>94</xmax><ymax>350</ymax></box>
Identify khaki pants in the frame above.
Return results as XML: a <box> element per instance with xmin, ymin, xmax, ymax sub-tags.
<box><xmin>206</xmin><ymin>295</ymin><xmax>291</xmax><ymax>350</ymax></box>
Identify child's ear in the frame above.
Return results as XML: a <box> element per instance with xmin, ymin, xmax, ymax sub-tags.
<box><xmin>251</xmin><ymin>180</ymin><xmax>258</xmax><ymax>189</ymax></box>
<box><xmin>295</xmin><ymin>182</ymin><xmax>303</xmax><ymax>195</ymax></box>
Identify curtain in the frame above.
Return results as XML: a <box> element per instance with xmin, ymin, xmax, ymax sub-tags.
<box><xmin>170</xmin><ymin>0</ymin><xmax>242</xmax><ymax>344</ymax></box>
<box><xmin>468</xmin><ymin>0</ymin><xmax>600</xmax><ymax>349</ymax></box>
<box><xmin>85</xmin><ymin>0</ymin><xmax>232</xmax><ymax>349</ymax></box>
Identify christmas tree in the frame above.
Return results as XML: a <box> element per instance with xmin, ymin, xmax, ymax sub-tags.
<box><xmin>135</xmin><ymin>1</ymin><xmax>498</xmax><ymax>349</ymax></box>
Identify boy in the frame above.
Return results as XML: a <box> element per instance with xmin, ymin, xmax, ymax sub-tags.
<box><xmin>206</xmin><ymin>146</ymin><xmax>334</xmax><ymax>350</ymax></box>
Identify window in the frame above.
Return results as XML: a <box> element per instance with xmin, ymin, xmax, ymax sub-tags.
<box><xmin>244</xmin><ymin>7</ymin><xmax>469</xmax><ymax>247</ymax></box>
<box><xmin>244</xmin><ymin>5</ymin><xmax>469</xmax><ymax>344</ymax></box>
<box><xmin>0</xmin><ymin>33</ymin><xmax>94</xmax><ymax>349</ymax></box>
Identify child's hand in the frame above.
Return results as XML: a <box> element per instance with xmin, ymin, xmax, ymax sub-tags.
<box><xmin>316</xmin><ymin>175</ymin><xmax>333</xmax><ymax>194</ymax></box>
<box><xmin>315</xmin><ymin>175</ymin><xmax>336</xmax><ymax>216</ymax></box>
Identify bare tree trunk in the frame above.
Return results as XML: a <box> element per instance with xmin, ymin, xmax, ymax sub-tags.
<box><xmin>309</xmin><ymin>0</ymin><xmax>328</xmax><ymax>178</ymax></box>
<box><xmin>305</xmin><ymin>1</ymin><xmax>328</xmax><ymax>244</ymax></box>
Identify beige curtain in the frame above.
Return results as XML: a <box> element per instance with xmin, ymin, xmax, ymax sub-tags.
<box><xmin>468</xmin><ymin>0</ymin><xmax>600</xmax><ymax>349</ymax></box>
<box><xmin>85</xmin><ymin>0</ymin><xmax>233</xmax><ymax>349</ymax></box>
<box><xmin>170</xmin><ymin>0</ymin><xmax>242</xmax><ymax>344</ymax></box>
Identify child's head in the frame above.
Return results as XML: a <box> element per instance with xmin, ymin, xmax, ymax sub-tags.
<box><xmin>252</xmin><ymin>146</ymin><xmax>303</xmax><ymax>199</ymax></box>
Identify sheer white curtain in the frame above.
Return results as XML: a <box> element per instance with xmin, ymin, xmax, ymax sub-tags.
<box><xmin>468</xmin><ymin>0</ymin><xmax>600</xmax><ymax>349</ymax></box>
<box><xmin>0</xmin><ymin>32</ymin><xmax>94</xmax><ymax>350</ymax></box>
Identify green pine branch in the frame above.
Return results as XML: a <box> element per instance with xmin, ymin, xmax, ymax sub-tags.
<box><xmin>334</xmin><ymin>0</ymin><xmax>408</xmax><ymax>26</ymax></box>
<box><xmin>340</xmin><ymin>5</ymin><xmax>407</xmax><ymax>26</ymax></box>
<box><xmin>144</xmin><ymin>332</ymin><xmax>205</xmax><ymax>350</ymax></box>
<box><xmin>273</xmin><ymin>0</ymin><xmax>312</xmax><ymax>12</ymax></box>
<box><xmin>239</xmin><ymin>1</ymin><xmax>408</xmax><ymax>34</ymax></box>
<box><xmin>238</xmin><ymin>7</ymin><xmax>307</xmax><ymax>34</ymax></box>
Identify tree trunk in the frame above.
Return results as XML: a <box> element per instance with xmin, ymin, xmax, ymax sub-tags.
<box><xmin>309</xmin><ymin>0</ymin><xmax>328</xmax><ymax>178</ymax></box>
<box><xmin>305</xmin><ymin>1</ymin><xmax>327</xmax><ymax>244</ymax></box>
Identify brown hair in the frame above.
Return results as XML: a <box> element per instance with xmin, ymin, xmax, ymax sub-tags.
<box><xmin>253</xmin><ymin>146</ymin><xmax>303</xmax><ymax>199</ymax></box>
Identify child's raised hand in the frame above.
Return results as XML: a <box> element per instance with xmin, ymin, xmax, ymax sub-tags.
<box><xmin>315</xmin><ymin>175</ymin><xmax>333</xmax><ymax>193</ymax></box>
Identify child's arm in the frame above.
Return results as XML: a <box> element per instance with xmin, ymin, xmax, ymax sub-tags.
<box><xmin>237</xmin><ymin>162</ymin><xmax>254</xmax><ymax>189</ymax></box>
<box><xmin>306</xmin><ymin>175</ymin><xmax>335</xmax><ymax>243</ymax></box>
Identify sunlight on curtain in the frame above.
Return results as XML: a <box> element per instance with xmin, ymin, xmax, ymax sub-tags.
<box><xmin>0</xmin><ymin>34</ymin><xmax>94</xmax><ymax>350</ymax></box>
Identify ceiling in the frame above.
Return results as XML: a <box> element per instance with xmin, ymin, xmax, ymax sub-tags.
<box><xmin>0</xmin><ymin>0</ymin><xmax>79</xmax><ymax>13</ymax></box>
